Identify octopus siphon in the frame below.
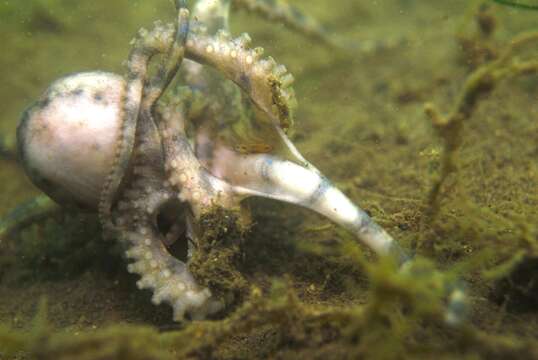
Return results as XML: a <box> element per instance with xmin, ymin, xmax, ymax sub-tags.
<box><xmin>8</xmin><ymin>0</ymin><xmax>466</xmax><ymax>323</ymax></box>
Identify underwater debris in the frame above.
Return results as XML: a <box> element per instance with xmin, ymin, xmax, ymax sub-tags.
<box><xmin>424</xmin><ymin>31</ymin><xmax>538</xmax><ymax>220</ymax></box>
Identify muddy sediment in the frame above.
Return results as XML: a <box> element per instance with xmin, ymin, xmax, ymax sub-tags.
<box><xmin>1</xmin><ymin>1</ymin><xmax>537</xmax><ymax>358</ymax></box>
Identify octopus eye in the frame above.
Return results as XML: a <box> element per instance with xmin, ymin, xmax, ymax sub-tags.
<box><xmin>93</xmin><ymin>92</ymin><xmax>104</xmax><ymax>102</ymax></box>
<box><xmin>155</xmin><ymin>198</ymin><xmax>191</xmax><ymax>262</ymax></box>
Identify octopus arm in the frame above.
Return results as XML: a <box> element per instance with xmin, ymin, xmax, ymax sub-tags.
<box><xmin>185</xmin><ymin>28</ymin><xmax>297</xmax><ymax>132</ymax></box>
<box><xmin>118</xmin><ymin>186</ymin><xmax>222</xmax><ymax>320</ymax></box>
<box><xmin>99</xmin><ymin>3</ymin><xmax>190</xmax><ymax>231</ymax></box>
<box><xmin>0</xmin><ymin>195</ymin><xmax>59</xmax><ymax>241</ymax></box>
<box><xmin>114</xmin><ymin>105</ymin><xmax>223</xmax><ymax>321</ymax></box>
<box><xmin>212</xmin><ymin>148</ymin><xmax>409</xmax><ymax>263</ymax></box>
<box><xmin>183</xmin><ymin>28</ymin><xmax>321</xmax><ymax>169</ymax></box>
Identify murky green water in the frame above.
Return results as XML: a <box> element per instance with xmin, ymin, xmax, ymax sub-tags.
<box><xmin>1</xmin><ymin>1</ymin><xmax>538</xmax><ymax>358</ymax></box>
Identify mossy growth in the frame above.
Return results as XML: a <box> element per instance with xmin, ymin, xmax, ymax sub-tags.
<box><xmin>188</xmin><ymin>206</ymin><xmax>250</xmax><ymax>310</ymax></box>
<box><xmin>2</xmin><ymin>237</ymin><xmax>538</xmax><ymax>359</ymax></box>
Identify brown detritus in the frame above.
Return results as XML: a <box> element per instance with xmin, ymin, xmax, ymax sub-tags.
<box><xmin>490</xmin><ymin>255</ymin><xmax>538</xmax><ymax>312</ymax></box>
<box><xmin>456</xmin><ymin>3</ymin><xmax>499</xmax><ymax>69</ymax></box>
<box><xmin>188</xmin><ymin>206</ymin><xmax>250</xmax><ymax>310</ymax></box>
<box><xmin>268</xmin><ymin>76</ymin><xmax>294</xmax><ymax>132</ymax></box>
<box><xmin>395</xmin><ymin>87</ymin><xmax>424</xmax><ymax>105</ymax></box>
<box><xmin>28</xmin><ymin>6</ymin><xmax>65</xmax><ymax>33</ymax></box>
<box><xmin>457</xmin><ymin>36</ymin><xmax>498</xmax><ymax>70</ymax></box>
<box><xmin>476</xmin><ymin>4</ymin><xmax>497</xmax><ymax>37</ymax></box>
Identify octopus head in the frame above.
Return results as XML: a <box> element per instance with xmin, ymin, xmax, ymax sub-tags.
<box><xmin>17</xmin><ymin>72</ymin><xmax>125</xmax><ymax>210</ymax></box>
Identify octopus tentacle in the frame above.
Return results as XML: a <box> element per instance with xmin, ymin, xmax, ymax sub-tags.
<box><xmin>158</xmin><ymin>103</ymin><xmax>239</xmax><ymax>217</ymax></box>
<box><xmin>0</xmin><ymin>195</ymin><xmax>59</xmax><ymax>241</ymax></box>
<box><xmin>99</xmin><ymin>3</ymin><xmax>188</xmax><ymax>231</ymax></box>
<box><xmin>119</xmin><ymin>197</ymin><xmax>218</xmax><ymax>320</ymax></box>
<box><xmin>186</xmin><ymin>27</ymin><xmax>297</xmax><ymax>132</ymax></box>
<box><xmin>212</xmin><ymin>149</ymin><xmax>409</xmax><ymax>263</ymax></box>
<box><xmin>115</xmin><ymin>113</ymin><xmax>221</xmax><ymax>321</ymax></box>
<box><xmin>119</xmin><ymin>188</ymin><xmax>219</xmax><ymax>320</ymax></box>
<box><xmin>131</xmin><ymin>22</ymin><xmax>314</xmax><ymax>169</ymax></box>
<box><xmin>143</xmin><ymin>1</ymin><xmax>191</xmax><ymax>108</ymax></box>
<box><xmin>184</xmin><ymin>28</ymin><xmax>321</xmax><ymax>170</ymax></box>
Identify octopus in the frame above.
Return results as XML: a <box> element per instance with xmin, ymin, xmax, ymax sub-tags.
<box><xmin>8</xmin><ymin>0</ymin><xmax>465</xmax><ymax>323</ymax></box>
